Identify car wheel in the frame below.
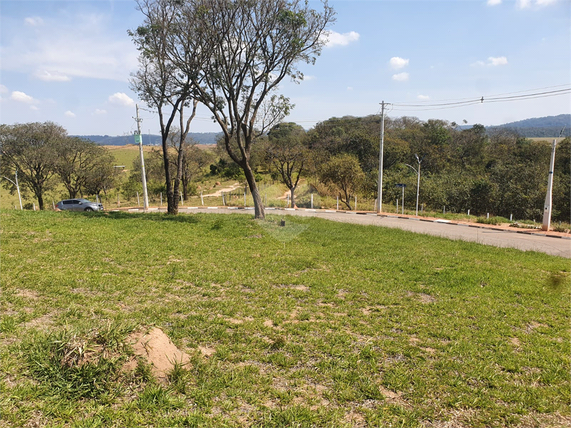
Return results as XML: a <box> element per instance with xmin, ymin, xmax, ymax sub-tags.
<box><xmin>85</xmin><ymin>207</ymin><xmax>93</xmax><ymax>212</ymax></box>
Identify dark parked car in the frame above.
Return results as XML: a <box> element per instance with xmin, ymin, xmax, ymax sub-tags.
<box><xmin>55</xmin><ymin>199</ymin><xmax>104</xmax><ymax>212</ymax></box>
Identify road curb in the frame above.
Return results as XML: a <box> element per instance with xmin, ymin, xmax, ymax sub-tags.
<box><xmin>110</xmin><ymin>206</ymin><xmax>571</xmax><ymax>240</ymax></box>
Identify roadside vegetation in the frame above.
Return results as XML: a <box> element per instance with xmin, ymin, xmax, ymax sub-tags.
<box><xmin>1</xmin><ymin>210</ymin><xmax>569</xmax><ymax>427</ymax></box>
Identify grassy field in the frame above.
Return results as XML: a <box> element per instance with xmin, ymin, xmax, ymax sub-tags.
<box><xmin>0</xmin><ymin>210</ymin><xmax>569</xmax><ymax>427</ymax></box>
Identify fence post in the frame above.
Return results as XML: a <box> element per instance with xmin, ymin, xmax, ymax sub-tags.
<box><xmin>467</xmin><ymin>209</ymin><xmax>470</xmax><ymax>216</ymax></box>
<box><xmin>160</xmin><ymin>192</ymin><xmax>162</xmax><ymax>207</ymax></box>
<box><xmin>311</xmin><ymin>194</ymin><xmax>314</xmax><ymax>209</ymax></box>
<box><xmin>223</xmin><ymin>193</ymin><xmax>226</xmax><ymax>206</ymax></box>
<box><xmin>396</xmin><ymin>199</ymin><xmax>398</xmax><ymax>214</ymax></box>
<box><xmin>137</xmin><ymin>192</ymin><xmax>140</xmax><ymax>207</ymax></box>
<box><xmin>354</xmin><ymin>195</ymin><xmax>357</xmax><ymax>211</ymax></box>
<box><xmin>201</xmin><ymin>191</ymin><xmax>204</xmax><ymax>206</ymax></box>
<box><xmin>336</xmin><ymin>195</ymin><xmax>339</xmax><ymax>210</ymax></box>
<box><xmin>487</xmin><ymin>213</ymin><xmax>490</xmax><ymax>219</ymax></box>
<box><xmin>443</xmin><ymin>206</ymin><xmax>446</xmax><ymax>214</ymax></box>
<box><xmin>510</xmin><ymin>213</ymin><xmax>513</xmax><ymax>221</ymax></box>
<box><xmin>33</xmin><ymin>203</ymin><xmax>36</xmax><ymax>211</ymax></box>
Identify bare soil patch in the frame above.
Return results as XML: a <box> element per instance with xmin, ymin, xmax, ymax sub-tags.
<box><xmin>124</xmin><ymin>327</ymin><xmax>190</xmax><ymax>380</ymax></box>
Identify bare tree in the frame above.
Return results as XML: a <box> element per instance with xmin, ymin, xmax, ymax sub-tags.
<box><xmin>169</xmin><ymin>0</ymin><xmax>335</xmax><ymax>219</ymax></box>
<box><xmin>130</xmin><ymin>0</ymin><xmax>198</xmax><ymax>215</ymax></box>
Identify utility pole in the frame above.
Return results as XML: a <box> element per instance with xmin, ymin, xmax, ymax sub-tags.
<box><xmin>541</xmin><ymin>137</ymin><xmax>558</xmax><ymax>231</ymax></box>
<box><xmin>377</xmin><ymin>101</ymin><xmax>386</xmax><ymax>213</ymax></box>
<box><xmin>405</xmin><ymin>154</ymin><xmax>423</xmax><ymax>216</ymax></box>
<box><xmin>2</xmin><ymin>169</ymin><xmax>22</xmax><ymax>210</ymax></box>
<box><xmin>14</xmin><ymin>169</ymin><xmax>22</xmax><ymax>210</ymax></box>
<box><xmin>134</xmin><ymin>104</ymin><xmax>149</xmax><ymax>211</ymax></box>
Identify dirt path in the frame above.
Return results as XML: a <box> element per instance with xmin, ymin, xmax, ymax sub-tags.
<box><xmin>203</xmin><ymin>182</ymin><xmax>242</xmax><ymax>197</ymax></box>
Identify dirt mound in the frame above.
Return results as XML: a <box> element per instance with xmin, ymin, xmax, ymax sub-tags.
<box><xmin>124</xmin><ymin>327</ymin><xmax>190</xmax><ymax>380</ymax></box>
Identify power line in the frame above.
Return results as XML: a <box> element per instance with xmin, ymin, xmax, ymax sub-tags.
<box><xmin>391</xmin><ymin>86</ymin><xmax>571</xmax><ymax>111</ymax></box>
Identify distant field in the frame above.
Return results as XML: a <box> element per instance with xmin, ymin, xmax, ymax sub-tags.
<box><xmin>105</xmin><ymin>144</ymin><xmax>158</xmax><ymax>171</ymax></box>
<box><xmin>1</xmin><ymin>210</ymin><xmax>569</xmax><ymax>427</ymax></box>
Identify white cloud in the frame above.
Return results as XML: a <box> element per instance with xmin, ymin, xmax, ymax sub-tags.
<box><xmin>10</xmin><ymin>91</ymin><xmax>38</xmax><ymax>104</ymax></box>
<box><xmin>471</xmin><ymin>57</ymin><xmax>508</xmax><ymax>67</ymax></box>
<box><xmin>34</xmin><ymin>69</ymin><xmax>71</xmax><ymax>82</ymax></box>
<box><xmin>347</xmin><ymin>87</ymin><xmax>354</xmax><ymax>91</ymax></box>
<box><xmin>30</xmin><ymin>105</ymin><xmax>39</xmax><ymax>111</ymax></box>
<box><xmin>24</xmin><ymin>17</ymin><xmax>44</xmax><ymax>27</ymax></box>
<box><xmin>392</xmin><ymin>72</ymin><xmax>409</xmax><ymax>82</ymax></box>
<box><xmin>2</xmin><ymin>13</ymin><xmax>139</xmax><ymax>82</ymax></box>
<box><xmin>64</xmin><ymin>110</ymin><xmax>76</xmax><ymax>118</ymax></box>
<box><xmin>488</xmin><ymin>56</ymin><xmax>508</xmax><ymax>66</ymax></box>
<box><xmin>303</xmin><ymin>75</ymin><xmax>316</xmax><ymax>81</ymax></box>
<box><xmin>517</xmin><ymin>0</ymin><xmax>559</xmax><ymax>8</ymax></box>
<box><xmin>0</xmin><ymin>84</ymin><xmax>8</xmax><ymax>94</ymax></box>
<box><xmin>535</xmin><ymin>0</ymin><xmax>558</xmax><ymax>5</ymax></box>
<box><xmin>417</xmin><ymin>95</ymin><xmax>430</xmax><ymax>100</ymax></box>
<box><xmin>389</xmin><ymin>57</ymin><xmax>409</xmax><ymax>70</ymax></box>
<box><xmin>323</xmin><ymin>30</ymin><xmax>360</xmax><ymax>48</ymax></box>
<box><xmin>517</xmin><ymin>0</ymin><xmax>532</xmax><ymax>8</ymax></box>
<box><xmin>94</xmin><ymin>109</ymin><xmax>107</xmax><ymax>115</ymax></box>
<box><xmin>108</xmin><ymin>92</ymin><xmax>135</xmax><ymax>107</ymax></box>
<box><xmin>487</xmin><ymin>0</ymin><xmax>502</xmax><ymax>5</ymax></box>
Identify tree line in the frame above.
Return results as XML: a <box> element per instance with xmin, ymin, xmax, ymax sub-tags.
<box><xmin>0</xmin><ymin>122</ymin><xmax>116</xmax><ymax>210</ymax></box>
<box><xmin>1</xmin><ymin>116</ymin><xmax>569</xmax><ymax>223</ymax></box>
<box><xmin>258</xmin><ymin>116</ymin><xmax>570</xmax><ymax>222</ymax></box>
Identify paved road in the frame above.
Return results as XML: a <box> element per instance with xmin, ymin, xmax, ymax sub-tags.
<box><xmin>129</xmin><ymin>207</ymin><xmax>571</xmax><ymax>258</ymax></box>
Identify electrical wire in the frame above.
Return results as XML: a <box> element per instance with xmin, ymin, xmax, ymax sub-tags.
<box><xmin>391</xmin><ymin>86</ymin><xmax>571</xmax><ymax>111</ymax></box>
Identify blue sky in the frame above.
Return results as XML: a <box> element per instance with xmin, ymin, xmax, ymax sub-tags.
<box><xmin>1</xmin><ymin>0</ymin><xmax>569</xmax><ymax>136</ymax></box>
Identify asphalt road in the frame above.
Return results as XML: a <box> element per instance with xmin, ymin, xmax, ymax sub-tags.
<box><xmin>129</xmin><ymin>206</ymin><xmax>571</xmax><ymax>258</ymax></box>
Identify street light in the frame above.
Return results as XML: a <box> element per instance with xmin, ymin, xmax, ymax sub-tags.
<box><xmin>405</xmin><ymin>154</ymin><xmax>423</xmax><ymax>216</ymax></box>
<box><xmin>1</xmin><ymin>169</ymin><xmax>23</xmax><ymax>210</ymax></box>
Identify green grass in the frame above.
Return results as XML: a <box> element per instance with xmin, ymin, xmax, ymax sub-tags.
<box><xmin>0</xmin><ymin>210</ymin><xmax>570</xmax><ymax>427</ymax></box>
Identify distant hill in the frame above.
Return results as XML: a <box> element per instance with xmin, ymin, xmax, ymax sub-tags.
<box><xmin>77</xmin><ymin>132</ymin><xmax>220</xmax><ymax>146</ymax></box>
<box><xmin>487</xmin><ymin>114</ymin><xmax>570</xmax><ymax>138</ymax></box>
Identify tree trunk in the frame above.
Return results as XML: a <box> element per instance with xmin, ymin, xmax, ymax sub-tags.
<box><xmin>290</xmin><ymin>186</ymin><xmax>296</xmax><ymax>208</ymax></box>
<box><xmin>161</xmin><ymin>135</ymin><xmax>179</xmax><ymax>215</ymax></box>
<box><xmin>36</xmin><ymin>191</ymin><xmax>44</xmax><ymax>211</ymax></box>
<box><xmin>243</xmin><ymin>164</ymin><xmax>265</xmax><ymax>219</ymax></box>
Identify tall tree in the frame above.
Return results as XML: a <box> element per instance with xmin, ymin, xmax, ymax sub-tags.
<box><xmin>169</xmin><ymin>0</ymin><xmax>335</xmax><ymax>219</ymax></box>
<box><xmin>0</xmin><ymin>122</ymin><xmax>64</xmax><ymax>210</ymax></box>
<box><xmin>53</xmin><ymin>137</ymin><xmax>115</xmax><ymax>199</ymax></box>
<box><xmin>130</xmin><ymin>0</ymin><xmax>198</xmax><ymax>215</ymax></box>
<box><xmin>267</xmin><ymin>122</ymin><xmax>307</xmax><ymax>208</ymax></box>
<box><xmin>319</xmin><ymin>153</ymin><xmax>364</xmax><ymax>210</ymax></box>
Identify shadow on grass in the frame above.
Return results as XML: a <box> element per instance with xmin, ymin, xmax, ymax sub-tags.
<box><xmin>79</xmin><ymin>211</ymin><xmax>201</xmax><ymax>224</ymax></box>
